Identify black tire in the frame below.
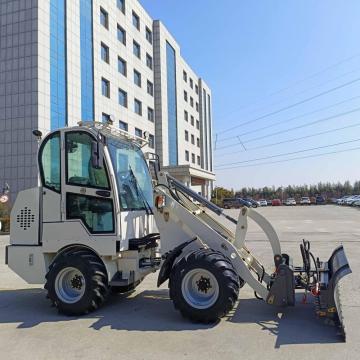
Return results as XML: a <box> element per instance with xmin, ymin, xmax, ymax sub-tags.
<box><xmin>169</xmin><ymin>248</ymin><xmax>240</xmax><ymax>323</ymax></box>
<box><xmin>45</xmin><ymin>249</ymin><xmax>109</xmax><ymax>315</ymax></box>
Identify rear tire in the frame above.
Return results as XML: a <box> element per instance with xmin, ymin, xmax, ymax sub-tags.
<box><xmin>169</xmin><ymin>249</ymin><xmax>240</xmax><ymax>323</ymax></box>
<box><xmin>45</xmin><ymin>249</ymin><xmax>109</xmax><ymax>315</ymax></box>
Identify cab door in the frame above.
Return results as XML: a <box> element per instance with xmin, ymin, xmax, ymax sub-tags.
<box><xmin>61</xmin><ymin>130</ymin><xmax>117</xmax><ymax>253</ymax></box>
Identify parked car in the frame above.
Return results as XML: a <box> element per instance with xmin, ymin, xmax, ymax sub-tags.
<box><xmin>243</xmin><ymin>198</ymin><xmax>259</xmax><ymax>208</ymax></box>
<box><xmin>353</xmin><ymin>200</ymin><xmax>360</xmax><ymax>207</ymax></box>
<box><xmin>316</xmin><ymin>195</ymin><xmax>326</xmax><ymax>205</ymax></box>
<box><xmin>300</xmin><ymin>196</ymin><xmax>311</xmax><ymax>205</ymax></box>
<box><xmin>346</xmin><ymin>195</ymin><xmax>360</xmax><ymax>206</ymax></box>
<box><xmin>272</xmin><ymin>199</ymin><xmax>282</xmax><ymax>206</ymax></box>
<box><xmin>284</xmin><ymin>198</ymin><xmax>296</xmax><ymax>206</ymax></box>
<box><xmin>337</xmin><ymin>196</ymin><xmax>351</xmax><ymax>205</ymax></box>
<box><xmin>223</xmin><ymin>198</ymin><xmax>242</xmax><ymax>209</ymax></box>
<box><xmin>259</xmin><ymin>199</ymin><xmax>268</xmax><ymax>206</ymax></box>
<box><xmin>238</xmin><ymin>198</ymin><xmax>253</xmax><ymax>207</ymax></box>
<box><xmin>266</xmin><ymin>200</ymin><xmax>272</xmax><ymax>206</ymax></box>
<box><xmin>310</xmin><ymin>196</ymin><xmax>317</xmax><ymax>205</ymax></box>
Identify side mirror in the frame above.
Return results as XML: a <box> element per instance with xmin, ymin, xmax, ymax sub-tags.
<box><xmin>91</xmin><ymin>140</ymin><xmax>104</xmax><ymax>169</ymax></box>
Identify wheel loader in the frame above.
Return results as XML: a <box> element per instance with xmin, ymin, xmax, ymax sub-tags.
<box><xmin>5</xmin><ymin>122</ymin><xmax>351</xmax><ymax>339</ymax></box>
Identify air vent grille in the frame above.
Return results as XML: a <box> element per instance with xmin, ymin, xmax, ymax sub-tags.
<box><xmin>16</xmin><ymin>207</ymin><xmax>35</xmax><ymax>230</ymax></box>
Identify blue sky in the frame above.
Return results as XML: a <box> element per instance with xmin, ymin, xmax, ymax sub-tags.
<box><xmin>141</xmin><ymin>0</ymin><xmax>360</xmax><ymax>190</ymax></box>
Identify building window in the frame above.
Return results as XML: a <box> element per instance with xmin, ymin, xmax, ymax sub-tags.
<box><xmin>191</xmin><ymin>134</ymin><xmax>195</xmax><ymax>145</ymax></box>
<box><xmin>119</xmin><ymin>120</ymin><xmax>128</xmax><ymax>131</ymax></box>
<box><xmin>185</xmin><ymin>150</ymin><xmax>189</xmax><ymax>161</ymax></box>
<box><xmin>195</xmin><ymin>84</ymin><xmax>199</xmax><ymax>94</ymax></box>
<box><xmin>184</xmin><ymin>110</ymin><xmax>188</xmax><ymax>122</ymax></box>
<box><xmin>148</xmin><ymin>107</ymin><xmax>154</xmax><ymax>122</ymax></box>
<box><xmin>118</xmin><ymin>56</ymin><xmax>127</xmax><ymax>76</ymax></box>
<box><xmin>148</xmin><ymin>134</ymin><xmax>155</xmax><ymax>149</ymax></box>
<box><xmin>51</xmin><ymin>1</ymin><xmax>67</xmax><ymax>128</ymax></box>
<box><xmin>191</xmin><ymin>115</ymin><xmax>194</xmax><ymax>126</ymax></box>
<box><xmin>185</xmin><ymin>130</ymin><xmax>189</xmax><ymax>141</ymax></box>
<box><xmin>118</xmin><ymin>88</ymin><xmax>127</xmax><ymax>107</ymax></box>
<box><xmin>100</xmin><ymin>7</ymin><xmax>109</xmax><ymax>29</ymax></box>
<box><xmin>147</xmin><ymin>80</ymin><xmax>153</xmax><ymax>96</ymax></box>
<box><xmin>190</xmin><ymin>97</ymin><xmax>194</xmax><ymax>107</ymax></box>
<box><xmin>146</xmin><ymin>26</ymin><xmax>152</xmax><ymax>44</ymax></box>
<box><xmin>196</xmin><ymin>102</ymin><xmax>199</xmax><ymax>112</ymax></box>
<box><xmin>184</xmin><ymin>90</ymin><xmax>188</xmax><ymax>102</ymax></box>
<box><xmin>135</xmin><ymin>127</ymin><xmax>142</xmax><ymax>138</ymax></box>
<box><xmin>102</xmin><ymin>112</ymin><xmax>110</xmax><ymax>122</ymax></box>
<box><xmin>196</xmin><ymin>120</ymin><xmax>200</xmax><ymax>129</ymax></box>
<box><xmin>132</xmin><ymin>11</ymin><xmax>140</xmax><ymax>30</ymax></box>
<box><xmin>166</xmin><ymin>41</ymin><xmax>178</xmax><ymax>165</ymax></box>
<box><xmin>183</xmin><ymin>70</ymin><xmax>187</xmax><ymax>82</ymax></box>
<box><xmin>190</xmin><ymin>78</ymin><xmax>193</xmax><ymax>89</ymax></box>
<box><xmin>197</xmin><ymin>137</ymin><xmax>200</xmax><ymax>147</ymax></box>
<box><xmin>134</xmin><ymin>69</ymin><xmax>141</xmax><ymax>87</ymax></box>
<box><xmin>133</xmin><ymin>40</ymin><xmax>141</xmax><ymax>59</ymax></box>
<box><xmin>146</xmin><ymin>53</ymin><xmax>153</xmax><ymax>69</ymax></box>
<box><xmin>117</xmin><ymin>0</ymin><xmax>125</xmax><ymax>14</ymax></box>
<box><xmin>101</xmin><ymin>42</ymin><xmax>109</xmax><ymax>63</ymax></box>
<box><xmin>134</xmin><ymin>98</ymin><xmax>142</xmax><ymax>115</ymax></box>
<box><xmin>197</xmin><ymin>156</ymin><xmax>201</xmax><ymax>165</ymax></box>
<box><xmin>101</xmin><ymin>78</ymin><xmax>110</xmax><ymax>98</ymax></box>
<box><xmin>117</xmin><ymin>25</ymin><xmax>126</xmax><ymax>45</ymax></box>
<box><xmin>191</xmin><ymin>153</ymin><xmax>195</xmax><ymax>164</ymax></box>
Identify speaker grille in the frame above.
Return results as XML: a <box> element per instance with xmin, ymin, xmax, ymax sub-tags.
<box><xmin>16</xmin><ymin>207</ymin><xmax>35</xmax><ymax>231</ymax></box>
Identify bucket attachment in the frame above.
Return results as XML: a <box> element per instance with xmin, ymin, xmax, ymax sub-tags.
<box><xmin>315</xmin><ymin>245</ymin><xmax>351</xmax><ymax>340</ymax></box>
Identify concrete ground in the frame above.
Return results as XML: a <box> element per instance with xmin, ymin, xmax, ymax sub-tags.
<box><xmin>0</xmin><ymin>205</ymin><xmax>359</xmax><ymax>360</ymax></box>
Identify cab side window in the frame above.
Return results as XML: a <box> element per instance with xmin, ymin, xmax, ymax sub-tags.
<box><xmin>66</xmin><ymin>132</ymin><xmax>110</xmax><ymax>189</ymax></box>
<box><xmin>40</xmin><ymin>132</ymin><xmax>61</xmax><ymax>192</ymax></box>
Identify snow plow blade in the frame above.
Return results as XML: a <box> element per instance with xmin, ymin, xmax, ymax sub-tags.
<box><xmin>315</xmin><ymin>245</ymin><xmax>351</xmax><ymax>340</ymax></box>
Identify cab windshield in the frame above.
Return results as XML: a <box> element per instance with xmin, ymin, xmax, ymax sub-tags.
<box><xmin>108</xmin><ymin>138</ymin><xmax>153</xmax><ymax>211</ymax></box>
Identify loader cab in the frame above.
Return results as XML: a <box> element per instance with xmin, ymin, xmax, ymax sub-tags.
<box><xmin>38</xmin><ymin>126</ymin><xmax>154</xmax><ymax>254</ymax></box>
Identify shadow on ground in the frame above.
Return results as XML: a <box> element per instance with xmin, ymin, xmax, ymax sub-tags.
<box><xmin>227</xmin><ymin>294</ymin><xmax>343</xmax><ymax>348</ymax></box>
<box><xmin>0</xmin><ymin>288</ymin><xmax>214</xmax><ymax>332</ymax></box>
<box><xmin>0</xmin><ymin>288</ymin><xmax>343</xmax><ymax>347</ymax></box>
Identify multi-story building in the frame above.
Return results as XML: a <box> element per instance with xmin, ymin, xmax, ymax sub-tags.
<box><xmin>0</xmin><ymin>0</ymin><xmax>214</xmax><ymax>202</ymax></box>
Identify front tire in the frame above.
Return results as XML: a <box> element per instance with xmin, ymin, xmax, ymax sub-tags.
<box><xmin>169</xmin><ymin>249</ymin><xmax>240</xmax><ymax>323</ymax></box>
<box><xmin>45</xmin><ymin>249</ymin><xmax>109</xmax><ymax>315</ymax></box>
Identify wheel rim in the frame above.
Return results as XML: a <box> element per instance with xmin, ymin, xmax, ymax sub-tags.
<box><xmin>55</xmin><ymin>267</ymin><xmax>86</xmax><ymax>304</ymax></box>
<box><xmin>181</xmin><ymin>268</ymin><xmax>219</xmax><ymax>309</ymax></box>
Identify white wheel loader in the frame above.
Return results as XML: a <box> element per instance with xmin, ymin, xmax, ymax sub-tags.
<box><xmin>6</xmin><ymin>122</ymin><xmax>351</xmax><ymax>339</ymax></box>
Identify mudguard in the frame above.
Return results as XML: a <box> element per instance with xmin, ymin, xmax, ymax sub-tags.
<box><xmin>157</xmin><ymin>237</ymin><xmax>197</xmax><ymax>287</ymax></box>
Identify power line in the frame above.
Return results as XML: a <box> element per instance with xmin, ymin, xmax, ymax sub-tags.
<box><xmin>216</xmin><ymin>146</ymin><xmax>360</xmax><ymax>171</ymax></box>
<box><xmin>216</xmin><ymin>77</ymin><xmax>360</xmax><ymax>136</ymax></box>
<box><xmin>218</xmin><ymin>53</ymin><xmax>360</xmax><ymax>120</ymax></box>
<box><xmin>216</xmin><ymin>138</ymin><xmax>360</xmax><ymax>168</ymax></box>
<box><xmin>215</xmin><ymin>122</ymin><xmax>360</xmax><ymax>157</ymax></box>
<box><xmin>219</xmin><ymin>66</ymin><xmax>360</xmax><ymax>127</ymax></box>
<box><xmin>215</xmin><ymin>107</ymin><xmax>360</xmax><ymax>151</ymax></box>
<box><xmin>216</xmin><ymin>95</ymin><xmax>360</xmax><ymax>145</ymax></box>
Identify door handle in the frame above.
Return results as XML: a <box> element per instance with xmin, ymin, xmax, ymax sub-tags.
<box><xmin>96</xmin><ymin>190</ymin><xmax>111</xmax><ymax>197</ymax></box>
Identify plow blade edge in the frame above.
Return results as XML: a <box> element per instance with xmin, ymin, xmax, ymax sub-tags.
<box><xmin>317</xmin><ymin>245</ymin><xmax>351</xmax><ymax>340</ymax></box>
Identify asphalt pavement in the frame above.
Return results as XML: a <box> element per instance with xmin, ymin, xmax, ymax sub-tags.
<box><xmin>0</xmin><ymin>205</ymin><xmax>359</xmax><ymax>360</ymax></box>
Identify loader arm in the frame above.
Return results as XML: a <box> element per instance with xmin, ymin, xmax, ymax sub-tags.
<box><xmin>154</xmin><ymin>172</ymin><xmax>277</xmax><ymax>300</ymax></box>
<box><xmin>154</xmin><ymin>171</ymin><xmax>351</xmax><ymax>339</ymax></box>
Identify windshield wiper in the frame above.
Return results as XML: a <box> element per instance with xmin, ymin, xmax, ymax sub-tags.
<box><xmin>128</xmin><ymin>165</ymin><xmax>153</xmax><ymax>215</ymax></box>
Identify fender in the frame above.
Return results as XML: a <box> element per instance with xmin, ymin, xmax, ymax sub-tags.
<box><xmin>157</xmin><ymin>237</ymin><xmax>197</xmax><ymax>287</ymax></box>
